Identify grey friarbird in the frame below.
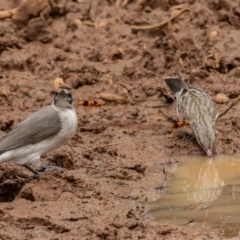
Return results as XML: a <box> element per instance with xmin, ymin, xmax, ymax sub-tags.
<box><xmin>0</xmin><ymin>88</ymin><xmax>77</xmax><ymax>180</ymax></box>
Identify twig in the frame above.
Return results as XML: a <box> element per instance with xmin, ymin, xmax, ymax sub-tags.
<box><xmin>83</xmin><ymin>211</ymin><xmax>95</xmax><ymax>224</ymax></box>
<box><xmin>81</xmin><ymin>146</ymin><xmax>107</xmax><ymax>162</ymax></box>
<box><xmin>15</xmin><ymin>98</ymin><xmax>24</xmax><ymax>110</ymax></box>
<box><xmin>52</xmin><ymin>189</ymin><xmax>75</xmax><ymax>201</ymax></box>
<box><xmin>67</xmin><ymin>143</ymin><xmax>76</xmax><ymax>153</ymax></box>
<box><xmin>158</xmin><ymin>109</ymin><xmax>175</xmax><ymax>122</ymax></box>
<box><xmin>99</xmin><ymin>142</ymin><xmax>122</xmax><ymax>148</ymax></box>
<box><xmin>139</xmin><ymin>83</ymin><xmax>149</xmax><ymax>97</ymax></box>
<box><xmin>131</xmin><ymin>7</ymin><xmax>189</xmax><ymax>31</ymax></box>
<box><xmin>111</xmin><ymin>200</ymin><xmax>131</xmax><ymax>222</ymax></box>
<box><xmin>218</xmin><ymin>95</ymin><xmax>240</xmax><ymax>119</ymax></box>
<box><xmin>62</xmin><ymin>216</ymin><xmax>88</xmax><ymax>221</ymax></box>
<box><xmin>0</xmin><ymin>8</ymin><xmax>17</xmax><ymax>20</ymax></box>
<box><xmin>118</xmin><ymin>82</ymin><xmax>133</xmax><ymax>91</ymax></box>
<box><xmin>82</xmin><ymin>21</ymin><xmax>95</xmax><ymax>27</ymax></box>
<box><xmin>155</xmin><ymin>167</ymin><xmax>167</xmax><ymax>191</ymax></box>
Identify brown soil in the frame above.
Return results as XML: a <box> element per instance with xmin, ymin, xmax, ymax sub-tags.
<box><xmin>0</xmin><ymin>0</ymin><xmax>239</xmax><ymax>239</ymax></box>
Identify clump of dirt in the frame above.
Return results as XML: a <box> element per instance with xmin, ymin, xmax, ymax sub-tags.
<box><xmin>0</xmin><ymin>0</ymin><xmax>239</xmax><ymax>238</ymax></box>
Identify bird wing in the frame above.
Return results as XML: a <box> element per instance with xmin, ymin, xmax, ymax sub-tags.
<box><xmin>0</xmin><ymin>106</ymin><xmax>62</xmax><ymax>154</ymax></box>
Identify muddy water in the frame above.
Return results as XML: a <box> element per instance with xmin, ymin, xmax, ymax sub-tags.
<box><xmin>146</xmin><ymin>155</ymin><xmax>240</xmax><ymax>238</ymax></box>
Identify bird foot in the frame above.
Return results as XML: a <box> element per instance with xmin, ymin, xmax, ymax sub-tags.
<box><xmin>25</xmin><ymin>173</ymin><xmax>41</xmax><ymax>183</ymax></box>
<box><xmin>23</xmin><ymin>164</ymin><xmax>41</xmax><ymax>182</ymax></box>
<box><xmin>22</xmin><ymin>164</ymin><xmax>60</xmax><ymax>182</ymax></box>
<box><xmin>41</xmin><ymin>164</ymin><xmax>61</xmax><ymax>172</ymax></box>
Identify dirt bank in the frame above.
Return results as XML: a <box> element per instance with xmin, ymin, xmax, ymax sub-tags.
<box><xmin>0</xmin><ymin>0</ymin><xmax>239</xmax><ymax>239</ymax></box>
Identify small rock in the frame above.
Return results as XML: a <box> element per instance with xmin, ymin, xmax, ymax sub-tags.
<box><xmin>209</xmin><ymin>30</ymin><xmax>218</xmax><ymax>40</ymax></box>
<box><xmin>214</xmin><ymin>93</ymin><xmax>229</xmax><ymax>104</ymax></box>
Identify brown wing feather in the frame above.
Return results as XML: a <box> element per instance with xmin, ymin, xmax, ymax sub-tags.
<box><xmin>0</xmin><ymin>106</ymin><xmax>61</xmax><ymax>154</ymax></box>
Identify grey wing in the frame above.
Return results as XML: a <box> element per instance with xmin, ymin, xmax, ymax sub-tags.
<box><xmin>0</xmin><ymin>106</ymin><xmax>62</xmax><ymax>154</ymax></box>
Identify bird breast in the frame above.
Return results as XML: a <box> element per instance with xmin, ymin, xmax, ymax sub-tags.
<box><xmin>56</xmin><ymin>108</ymin><xmax>78</xmax><ymax>145</ymax></box>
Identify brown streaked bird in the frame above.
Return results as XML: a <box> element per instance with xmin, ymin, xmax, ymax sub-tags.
<box><xmin>0</xmin><ymin>88</ymin><xmax>77</xmax><ymax>180</ymax></box>
<box><xmin>164</xmin><ymin>77</ymin><xmax>218</xmax><ymax>157</ymax></box>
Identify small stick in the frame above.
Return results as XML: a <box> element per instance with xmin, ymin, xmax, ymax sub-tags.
<box><xmin>218</xmin><ymin>95</ymin><xmax>240</xmax><ymax>119</ymax></box>
<box><xmin>158</xmin><ymin>109</ymin><xmax>175</xmax><ymax>122</ymax></box>
<box><xmin>0</xmin><ymin>8</ymin><xmax>17</xmax><ymax>19</ymax></box>
<box><xmin>118</xmin><ymin>82</ymin><xmax>132</xmax><ymax>91</ymax></box>
<box><xmin>139</xmin><ymin>83</ymin><xmax>149</xmax><ymax>97</ymax></box>
<box><xmin>131</xmin><ymin>7</ymin><xmax>189</xmax><ymax>31</ymax></box>
<box><xmin>99</xmin><ymin>142</ymin><xmax>122</xmax><ymax>148</ymax></box>
<box><xmin>82</xmin><ymin>211</ymin><xmax>95</xmax><ymax>224</ymax></box>
<box><xmin>82</xmin><ymin>21</ymin><xmax>95</xmax><ymax>27</ymax></box>
<box><xmin>155</xmin><ymin>167</ymin><xmax>167</xmax><ymax>191</ymax></box>
<box><xmin>62</xmin><ymin>216</ymin><xmax>88</xmax><ymax>221</ymax></box>
<box><xmin>67</xmin><ymin>143</ymin><xmax>76</xmax><ymax>153</ymax></box>
<box><xmin>111</xmin><ymin>200</ymin><xmax>131</xmax><ymax>222</ymax></box>
<box><xmin>15</xmin><ymin>98</ymin><xmax>24</xmax><ymax>110</ymax></box>
<box><xmin>81</xmin><ymin>146</ymin><xmax>107</xmax><ymax>162</ymax></box>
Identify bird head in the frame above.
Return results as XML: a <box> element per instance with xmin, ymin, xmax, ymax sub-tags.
<box><xmin>195</xmin><ymin>128</ymin><xmax>215</xmax><ymax>158</ymax></box>
<box><xmin>54</xmin><ymin>88</ymin><xmax>73</xmax><ymax>108</ymax></box>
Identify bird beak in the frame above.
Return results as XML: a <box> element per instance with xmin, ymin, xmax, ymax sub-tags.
<box><xmin>54</xmin><ymin>89</ymin><xmax>72</xmax><ymax>107</ymax></box>
<box><xmin>206</xmin><ymin>149</ymin><xmax>213</xmax><ymax>158</ymax></box>
<box><xmin>58</xmin><ymin>89</ymin><xmax>66</xmax><ymax>97</ymax></box>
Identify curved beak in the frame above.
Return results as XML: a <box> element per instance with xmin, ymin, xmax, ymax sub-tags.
<box><xmin>206</xmin><ymin>149</ymin><xmax>213</xmax><ymax>158</ymax></box>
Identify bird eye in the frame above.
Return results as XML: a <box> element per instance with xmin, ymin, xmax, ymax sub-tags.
<box><xmin>66</xmin><ymin>93</ymin><xmax>72</xmax><ymax>104</ymax></box>
<box><xmin>54</xmin><ymin>95</ymin><xmax>58</xmax><ymax>104</ymax></box>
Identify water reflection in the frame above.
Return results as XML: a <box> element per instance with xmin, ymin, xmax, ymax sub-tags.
<box><xmin>184</xmin><ymin>158</ymin><xmax>224</xmax><ymax>209</ymax></box>
<box><xmin>146</xmin><ymin>155</ymin><xmax>240</xmax><ymax>237</ymax></box>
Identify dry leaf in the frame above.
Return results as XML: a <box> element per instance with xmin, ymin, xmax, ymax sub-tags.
<box><xmin>71</xmin><ymin>19</ymin><xmax>82</xmax><ymax>28</ymax></box>
<box><xmin>99</xmin><ymin>93</ymin><xmax>127</xmax><ymax>103</ymax></box>
<box><xmin>214</xmin><ymin>93</ymin><xmax>229</xmax><ymax>104</ymax></box>
<box><xmin>1</xmin><ymin>86</ymin><xmax>8</xmax><ymax>97</ymax></box>
<box><xmin>95</xmin><ymin>21</ymin><xmax>107</xmax><ymax>29</ymax></box>
<box><xmin>0</xmin><ymin>8</ymin><xmax>17</xmax><ymax>19</ymax></box>
<box><xmin>53</xmin><ymin>77</ymin><xmax>72</xmax><ymax>91</ymax></box>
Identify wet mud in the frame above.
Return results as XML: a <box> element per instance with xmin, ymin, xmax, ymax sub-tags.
<box><xmin>146</xmin><ymin>155</ymin><xmax>240</xmax><ymax>238</ymax></box>
<box><xmin>0</xmin><ymin>0</ymin><xmax>240</xmax><ymax>239</ymax></box>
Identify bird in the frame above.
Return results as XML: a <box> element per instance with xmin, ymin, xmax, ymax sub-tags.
<box><xmin>164</xmin><ymin>77</ymin><xmax>218</xmax><ymax>158</ymax></box>
<box><xmin>0</xmin><ymin>88</ymin><xmax>78</xmax><ymax>180</ymax></box>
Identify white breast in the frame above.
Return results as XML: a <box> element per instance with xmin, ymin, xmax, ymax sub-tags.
<box><xmin>54</xmin><ymin>107</ymin><xmax>78</xmax><ymax>146</ymax></box>
<box><xmin>42</xmin><ymin>105</ymin><xmax>78</xmax><ymax>152</ymax></box>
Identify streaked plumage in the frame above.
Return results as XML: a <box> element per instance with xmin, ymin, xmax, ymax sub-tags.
<box><xmin>164</xmin><ymin>77</ymin><xmax>218</xmax><ymax>157</ymax></box>
<box><xmin>0</xmin><ymin>88</ymin><xmax>77</xmax><ymax>179</ymax></box>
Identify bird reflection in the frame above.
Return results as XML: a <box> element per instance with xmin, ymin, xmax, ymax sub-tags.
<box><xmin>146</xmin><ymin>155</ymin><xmax>240</xmax><ymax>236</ymax></box>
<box><xmin>183</xmin><ymin>158</ymin><xmax>224</xmax><ymax>209</ymax></box>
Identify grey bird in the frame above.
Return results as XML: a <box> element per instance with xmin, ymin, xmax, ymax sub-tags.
<box><xmin>0</xmin><ymin>88</ymin><xmax>78</xmax><ymax>180</ymax></box>
<box><xmin>164</xmin><ymin>77</ymin><xmax>218</xmax><ymax>158</ymax></box>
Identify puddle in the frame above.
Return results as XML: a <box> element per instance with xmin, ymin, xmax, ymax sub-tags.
<box><xmin>146</xmin><ymin>155</ymin><xmax>240</xmax><ymax>238</ymax></box>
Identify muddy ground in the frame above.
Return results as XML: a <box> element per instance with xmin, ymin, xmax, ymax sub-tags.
<box><xmin>0</xmin><ymin>0</ymin><xmax>239</xmax><ymax>239</ymax></box>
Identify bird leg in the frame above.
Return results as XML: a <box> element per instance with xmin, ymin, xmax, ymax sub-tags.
<box><xmin>23</xmin><ymin>164</ymin><xmax>60</xmax><ymax>182</ymax></box>
<box><xmin>182</xmin><ymin>132</ymin><xmax>195</xmax><ymax>141</ymax></box>
<box><xmin>40</xmin><ymin>164</ymin><xmax>61</xmax><ymax>172</ymax></box>
<box><xmin>23</xmin><ymin>164</ymin><xmax>41</xmax><ymax>182</ymax></box>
